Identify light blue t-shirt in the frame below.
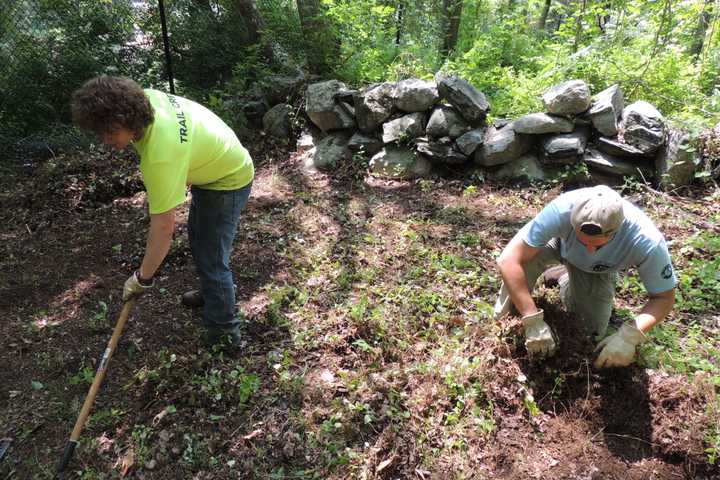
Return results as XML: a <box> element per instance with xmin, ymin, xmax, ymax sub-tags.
<box><xmin>517</xmin><ymin>187</ymin><xmax>678</xmax><ymax>295</ymax></box>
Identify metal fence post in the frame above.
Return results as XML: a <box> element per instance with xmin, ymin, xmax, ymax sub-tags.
<box><xmin>158</xmin><ymin>0</ymin><xmax>175</xmax><ymax>94</ymax></box>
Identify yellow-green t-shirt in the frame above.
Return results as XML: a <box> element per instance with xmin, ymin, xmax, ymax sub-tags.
<box><xmin>132</xmin><ymin>89</ymin><xmax>254</xmax><ymax>214</ymax></box>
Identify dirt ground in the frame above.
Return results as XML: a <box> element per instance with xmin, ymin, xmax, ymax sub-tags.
<box><xmin>0</xmin><ymin>137</ymin><xmax>719</xmax><ymax>479</ymax></box>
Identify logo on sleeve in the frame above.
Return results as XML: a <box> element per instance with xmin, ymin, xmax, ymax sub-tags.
<box><xmin>661</xmin><ymin>264</ymin><xmax>673</xmax><ymax>279</ymax></box>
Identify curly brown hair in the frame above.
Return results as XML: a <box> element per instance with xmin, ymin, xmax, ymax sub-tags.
<box><xmin>71</xmin><ymin>76</ymin><xmax>154</xmax><ymax>137</ymax></box>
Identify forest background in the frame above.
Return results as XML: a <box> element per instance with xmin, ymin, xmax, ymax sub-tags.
<box><xmin>2</xmin><ymin>0</ymin><xmax>720</xmax><ymax>154</ymax></box>
<box><xmin>2</xmin><ymin>0</ymin><xmax>720</xmax><ymax>478</ymax></box>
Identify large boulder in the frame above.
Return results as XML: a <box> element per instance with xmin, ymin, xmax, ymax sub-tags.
<box><xmin>621</xmin><ymin>101</ymin><xmax>666</xmax><ymax>154</ymax></box>
<box><xmin>542</xmin><ymin>80</ymin><xmax>592</xmax><ymax>116</ymax></box>
<box><xmin>233</xmin><ymin>97</ymin><xmax>268</xmax><ymax>128</ymax></box>
<box><xmin>488</xmin><ymin>154</ymin><xmax>546</xmax><ymax>182</ymax></box>
<box><xmin>353</xmin><ymin>82</ymin><xmax>397</xmax><ymax>132</ymax></box>
<box><xmin>583</xmin><ymin>147</ymin><xmax>653</xmax><ymax>178</ymax></box>
<box><xmin>426</xmin><ymin>106</ymin><xmax>471</xmax><ymax>139</ymax></box>
<box><xmin>541</xmin><ymin>127</ymin><xmax>590</xmax><ymax>165</ymax></box>
<box><xmin>395</xmin><ymin>79</ymin><xmax>439</xmax><ymax>112</ymax></box>
<box><xmin>311</xmin><ymin>132</ymin><xmax>352</xmax><ymax>170</ymax></box>
<box><xmin>414</xmin><ymin>137</ymin><xmax>468</xmax><ymax>165</ymax></box>
<box><xmin>435</xmin><ymin>73</ymin><xmax>490</xmax><ymax>125</ymax></box>
<box><xmin>513</xmin><ymin>113</ymin><xmax>574</xmax><ymax>134</ymax></box>
<box><xmin>261</xmin><ymin>72</ymin><xmax>306</xmax><ymax>105</ymax></box>
<box><xmin>262</xmin><ymin>103</ymin><xmax>293</xmax><ymax>140</ymax></box>
<box><xmin>587</xmin><ymin>84</ymin><xmax>624</xmax><ymax>137</ymax></box>
<box><xmin>597</xmin><ymin>136</ymin><xmax>650</xmax><ymax>158</ymax></box>
<box><xmin>476</xmin><ymin>124</ymin><xmax>533</xmax><ymax>167</ymax></box>
<box><xmin>369</xmin><ymin>146</ymin><xmax>431</xmax><ymax>179</ymax></box>
<box><xmin>455</xmin><ymin>128</ymin><xmax>486</xmax><ymax>156</ymax></box>
<box><xmin>381</xmin><ymin>112</ymin><xmax>426</xmax><ymax>144</ymax></box>
<box><xmin>347</xmin><ymin>132</ymin><xmax>384</xmax><ymax>156</ymax></box>
<box><xmin>493</xmin><ymin>118</ymin><xmax>511</xmax><ymax>129</ymax></box>
<box><xmin>656</xmin><ymin>129</ymin><xmax>699</xmax><ymax>188</ymax></box>
<box><xmin>306</xmin><ymin>80</ymin><xmax>356</xmax><ymax>131</ymax></box>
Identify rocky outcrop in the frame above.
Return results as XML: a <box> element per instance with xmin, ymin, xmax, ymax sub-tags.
<box><xmin>414</xmin><ymin>137</ymin><xmax>468</xmax><ymax>165</ymax></box>
<box><xmin>426</xmin><ymin>106</ymin><xmax>470</xmax><ymax>139</ymax></box>
<box><xmin>297</xmin><ymin>76</ymin><xmax>693</xmax><ymax>187</ymax></box>
<box><xmin>587</xmin><ymin>84</ymin><xmax>624</xmax><ymax>137</ymax></box>
<box><xmin>381</xmin><ymin>112</ymin><xmax>426</xmax><ymax>144</ymax></box>
<box><xmin>476</xmin><ymin>124</ymin><xmax>532</xmax><ymax>166</ymax></box>
<box><xmin>656</xmin><ymin>129</ymin><xmax>699</xmax><ymax>188</ymax></box>
<box><xmin>262</xmin><ymin>103</ymin><xmax>293</xmax><ymax>140</ymax></box>
<box><xmin>621</xmin><ymin>101</ymin><xmax>666</xmax><ymax>154</ymax></box>
<box><xmin>306</xmin><ymin>80</ymin><xmax>356</xmax><ymax>131</ymax></box>
<box><xmin>395</xmin><ymin>79</ymin><xmax>439</xmax><ymax>112</ymax></box>
<box><xmin>435</xmin><ymin>74</ymin><xmax>490</xmax><ymax>124</ymax></box>
<box><xmin>542</xmin><ymin>80</ymin><xmax>592</xmax><ymax>116</ymax></box>
<box><xmin>369</xmin><ymin>146</ymin><xmax>431</xmax><ymax>179</ymax></box>
<box><xmin>513</xmin><ymin>113</ymin><xmax>574</xmax><ymax>134</ymax></box>
<box><xmin>354</xmin><ymin>83</ymin><xmax>397</xmax><ymax>132</ymax></box>
<box><xmin>541</xmin><ymin>128</ymin><xmax>591</xmax><ymax>165</ymax></box>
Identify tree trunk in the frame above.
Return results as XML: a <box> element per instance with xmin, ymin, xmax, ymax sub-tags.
<box><xmin>690</xmin><ymin>0</ymin><xmax>714</xmax><ymax>57</ymax></box>
<box><xmin>235</xmin><ymin>0</ymin><xmax>264</xmax><ymax>46</ymax></box>
<box><xmin>538</xmin><ymin>0</ymin><xmax>552</xmax><ymax>31</ymax></box>
<box><xmin>396</xmin><ymin>0</ymin><xmax>405</xmax><ymax>46</ymax></box>
<box><xmin>296</xmin><ymin>0</ymin><xmax>333</xmax><ymax>73</ymax></box>
<box><xmin>572</xmin><ymin>0</ymin><xmax>586</xmax><ymax>52</ymax></box>
<box><xmin>441</xmin><ymin>0</ymin><xmax>463</xmax><ymax>58</ymax></box>
<box><xmin>596</xmin><ymin>0</ymin><xmax>611</xmax><ymax>34</ymax></box>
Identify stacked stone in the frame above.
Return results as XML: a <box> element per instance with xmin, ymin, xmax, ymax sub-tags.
<box><xmin>301</xmin><ymin>75</ymin><xmax>491</xmax><ymax>178</ymax></box>
<box><xmin>287</xmin><ymin>76</ymin><xmax>697</xmax><ymax>187</ymax></box>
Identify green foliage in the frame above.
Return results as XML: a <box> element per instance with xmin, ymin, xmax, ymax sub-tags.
<box><xmin>130</xmin><ymin>424</ymin><xmax>154</xmax><ymax>466</ymax></box>
<box><xmin>706</xmin><ymin>398</ymin><xmax>720</xmax><ymax>465</ymax></box>
<box><xmin>69</xmin><ymin>365</ymin><xmax>95</xmax><ymax>386</ymax></box>
<box><xmin>87</xmin><ymin>301</ymin><xmax>109</xmax><ymax>331</ymax></box>
<box><xmin>1</xmin><ymin>0</ymin><xmax>139</xmax><ymax>139</ymax></box>
<box><xmin>325</xmin><ymin>0</ymin><xmax>402</xmax><ymax>83</ymax></box>
<box><xmin>138</xmin><ymin>0</ymin><xmax>255</xmax><ymax>92</ymax></box>
<box><xmin>191</xmin><ymin>366</ymin><xmax>260</xmax><ymax>407</ymax></box>
<box><xmin>675</xmin><ymin>232</ymin><xmax>720</xmax><ymax>314</ymax></box>
<box><xmin>182</xmin><ymin>433</ymin><xmax>209</xmax><ymax>466</ymax></box>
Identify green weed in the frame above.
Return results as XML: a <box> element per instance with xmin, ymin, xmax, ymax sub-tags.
<box><xmin>130</xmin><ymin>424</ymin><xmax>153</xmax><ymax>466</ymax></box>
<box><xmin>89</xmin><ymin>408</ymin><xmax>125</xmax><ymax>430</ymax></box>
<box><xmin>87</xmin><ymin>301</ymin><xmax>108</xmax><ymax>331</ymax></box>
<box><xmin>69</xmin><ymin>366</ymin><xmax>94</xmax><ymax>386</ymax></box>
<box><xmin>182</xmin><ymin>433</ymin><xmax>209</xmax><ymax>466</ymax></box>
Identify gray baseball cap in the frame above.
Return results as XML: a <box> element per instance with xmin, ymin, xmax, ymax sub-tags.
<box><xmin>570</xmin><ymin>185</ymin><xmax>624</xmax><ymax>236</ymax></box>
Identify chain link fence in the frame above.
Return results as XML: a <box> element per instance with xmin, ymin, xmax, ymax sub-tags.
<box><xmin>0</xmin><ymin>1</ymin><xmax>159</xmax><ymax>161</ymax></box>
<box><xmin>0</xmin><ymin>0</ymin><xmax>259</xmax><ymax>164</ymax></box>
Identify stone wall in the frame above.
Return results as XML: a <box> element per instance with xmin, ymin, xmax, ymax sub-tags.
<box><xmin>263</xmin><ymin>74</ymin><xmax>699</xmax><ymax>188</ymax></box>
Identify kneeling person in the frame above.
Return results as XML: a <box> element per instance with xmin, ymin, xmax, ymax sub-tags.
<box><xmin>494</xmin><ymin>185</ymin><xmax>677</xmax><ymax>368</ymax></box>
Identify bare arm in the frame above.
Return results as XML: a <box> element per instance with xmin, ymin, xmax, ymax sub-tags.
<box><xmin>138</xmin><ymin>208</ymin><xmax>176</xmax><ymax>280</ymax></box>
<box><xmin>497</xmin><ymin>235</ymin><xmax>542</xmax><ymax>317</ymax></box>
<box><xmin>635</xmin><ymin>288</ymin><xmax>675</xmax><ymax>333</ymax></box>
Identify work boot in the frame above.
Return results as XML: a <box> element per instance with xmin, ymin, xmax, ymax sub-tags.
<box><xmin>201</xmin><ymin>328</ymin><xmax>243</xmax><ymax>352</ymax></box>
<box><xmin>181</xmin><ymin>290</ymin><xmax>204</xmax><ymax>308</ymax></box>
<box><xmin>542</xmin><ymin>265</ymin><xmax>568</xmax><ymax>288</ymax></box>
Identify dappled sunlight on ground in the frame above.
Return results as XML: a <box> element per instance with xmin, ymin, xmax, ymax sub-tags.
<box><xmin>1</xmin><ymin>143</ymin><xmax>718</xmax><ymax>478</ymax></box>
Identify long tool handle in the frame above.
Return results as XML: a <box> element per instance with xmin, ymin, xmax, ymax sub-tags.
<box><xmin>55</xmin><ymin>300</ymin><xmax>135</xmax><ymax>478</ymax></box>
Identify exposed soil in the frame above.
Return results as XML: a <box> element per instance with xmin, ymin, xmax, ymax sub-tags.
<box><xmin>0</xmin><ymin>137</ymin><xmax>718</xmax><ymax>479</ymax></box>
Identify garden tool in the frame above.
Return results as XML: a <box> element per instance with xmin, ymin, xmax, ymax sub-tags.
<box><xmin>54</xmin><ymin>299</ymin><xmax>136</xmax><ymax>479</ymax></box>
<box><xmin>0</xmin><ymin>438</ymin><xmax>11</xmax><ymax>462</ymax></box>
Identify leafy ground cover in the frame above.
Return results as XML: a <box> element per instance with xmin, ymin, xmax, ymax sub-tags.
<box><xmin>0</xmin><ymin>139</ymin><xmax>719</xmax><ymax>479</ymax></box>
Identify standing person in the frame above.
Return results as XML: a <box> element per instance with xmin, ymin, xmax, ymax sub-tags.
<box><xmin>71</xmin><ymin>76</ymin><xmax>254</xmax><ymax>348</ymax></box>
<box><xmin>494</xmin><ymin>185</ymin><xmax>677</xmax><ymax>368</ymax></box>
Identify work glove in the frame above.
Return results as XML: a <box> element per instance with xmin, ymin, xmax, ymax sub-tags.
<box><xmin>522</xmin><ymin>309</ymin><xmax>557</xmax><ymax>358</ymax></box>
<box><xmin>594</xmin><ymin>322</ymin><xmax>646</xmax><ymax>369</ymax></box>
<box><xmin>122</xmin><ymin>271</ymin><xmax>154</xmax><ymax>302</ymax></box>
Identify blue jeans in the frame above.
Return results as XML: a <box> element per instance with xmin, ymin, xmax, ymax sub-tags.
<box><xmin>188</xmin><ymin>182</ymin><xmax>252</xmax><ymax>343</ymax></box>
